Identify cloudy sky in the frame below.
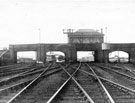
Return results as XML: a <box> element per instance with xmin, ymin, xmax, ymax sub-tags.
<box><xmin>0</xmin><ymin>0</ymin><xmax>135</xmax><ymax>48</ymax></box>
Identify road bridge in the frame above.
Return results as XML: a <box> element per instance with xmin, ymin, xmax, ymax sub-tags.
<box><xmin>7</xmin><ymin>29</ymin><xmax>135</xmax><ymax>63</ymax></box>
<box><xmin>9</xmin><ymin>43</ymin><xmax>135</xmax><ymax>63</ymax></box>
<box><xmin>9</xmin><ymin>43</ymin><xmax>76</xmax><ymax>63</ymax></box>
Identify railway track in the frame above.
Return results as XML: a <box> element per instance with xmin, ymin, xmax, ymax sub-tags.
<box><xmin>46</xmin><ymin>63</ymin><xmax>85</xmax><ymax>103</ymax></box>
<box><xmin>43</xmin><ymin>63</ymin><xmax>135</xmax><ymax>103</ymax></box>
<box><xmin>97</xmin><ymin>63</ymin><xmax>135</xmax><ymax>79</ymax></box>
<box><xmin>0</xmin><ymin>63</ymin><xmax>54</xmax><ymax>81</ymax></box>
<box><xmin>46</xmin><ymin>63</ymin><xmax>115</xmax><ymax>103</ymax></box>
<box><xmin>0</xmin><ymin>63</ymin><xmax>34</xmax><ymax>72</ymax></box>
<box><xmin>0</xmin><ymin>63</ymin><xmax>62</xmax><ymax>90</ymax></box>
<box><xmin>0</xmin><ymin>63</ymin><xmax>63</xmax><ymax>103</ymax></box>
<box><xmin>1</xmin><ymin>62</ymin><xmax>135</xmax><ymax>103</ymax></box>
<box><xmin>93</xmin><ymin>63</ymin><xmax>135</xmax><ymax>90</ymax></box>
<box><xmin>111</xmin><ymin>63</ymin><xmax>135</xmax><ymax>77</ymax></box>
<box><xmin>78</xmin><ymin>63</ymin><xmax>135</xmax><ymax>103</ymax></box>
<box><xmin>0</xmin><ymin>63</ymin><xmax>43</xmax><ymax>79</ymax></box>
<box><xmin>1</xmin><ymin>63</ymin><xmax>83</xmax><ymax>103</ymax></box>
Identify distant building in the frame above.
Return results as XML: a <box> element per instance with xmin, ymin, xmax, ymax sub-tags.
<box><xmin>65</xmin><ymin>29</ymin><xmax>104</xmax><ymax>44</ymax></box>
<box><xmin>78</xmin><ymin>56</ymin><xmax>94</xmax><ymax>62</ymax></box>
<box><xmin>18</xmin><ymin>58</ymin><xmax>35</xmax><ymax>63</ymax></box>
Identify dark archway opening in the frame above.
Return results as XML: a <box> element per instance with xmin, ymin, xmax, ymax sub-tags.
<box><xmin>17</xmin><ymin>51</ymin><xmax>37</xmax><ymax>63</ymax></box>
<box><xmin>109</xmin><ymin>51</ymin><xmax>129</xmax><ymax>63</ymax></box>
<box><xmin>77</xmin><ymin>51</ymin><xmax>95</xmax><ymax>62</ymax></box>
<box><xmin>46</xmin><ymin>51</ymin><xmax>65</xmax><ymax>62</ymax></box>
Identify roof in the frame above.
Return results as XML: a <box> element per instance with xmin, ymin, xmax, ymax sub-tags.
<box><xmin>74</xmin><ymin>29</ymin><xmax>103</xmax><ymax>35</ymax></box>
<box><xmin>75</xmin><ymin>29</ymin><xmax>97</xmax><ymax>33</ymax></box>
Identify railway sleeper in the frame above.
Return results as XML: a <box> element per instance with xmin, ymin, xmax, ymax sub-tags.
<box><xmin>104</xmin><ymin>80</ymin><xmax>135</xmax><ymax>96</ymax></box>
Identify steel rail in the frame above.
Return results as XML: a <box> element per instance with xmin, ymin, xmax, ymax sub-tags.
<box><xmin>0</xmin><ymin>64</ymin><xmax>20</xmax><ymax>69</ymax></box>
<box><xmin>86</xmin><ymin>63</ymin><xmax>115</xmax><ymax>103</ymax></box>
<box><xmin>46</xmin><ymin>63</ymin><xmax>82</xmax><ymax>103</ymax></box>
<box><xmin>59</xmin><ymin>63</ymin><xmax>95</xmax><ymax>103</ymax></box>
<box><xmin>113</xmin><ymin>65</ymin><xmax>132</xmax><ymax>71</ymax></box>
<box><xmin>0</xmin><ymin>70</ymin><xmax>42</xmax><ymax>89</ymax></box>
<box><xmin>95</xmin><ymin>64</ymin><xmax>135</xmax><ymax>81</ymax></box>
<box><xmin>0</xmin><ymin>49</ymin><xmax>8</xmax><ymax>58</ymax></box>
<box><xmin>46</xmin><ymin>76</ymin><xmax>71</xmax><ymax>103</ymax></box>
<box><xmin>0</xmin><ymin>67</ymin><xmax>62</xmax><ymax>93</ymax></box>
<box><xmin>0</xmin><ymin>65</ymin><xmax>48</xmax><ymax>82</ymax></box>
<box><xmin>0</xmin><ymin>63</ymin><xmax>33</xmax><ymax>71</ymax></box>
<box><xmin>0</xmin><ymin>79</ymin><xmax>32</xmax><ymax>92</ymax></box>
<box><xmin>75</xmin><ymin>67</ymin><xmax>135</xmax><ymax>96</ymax></box>
<box><xmin>0</xmin><ymin>65</ymin><xmax>42</xmax><ymax>75</ymax></box>
<box><xmin>112</xmin><ymin>65</ymin><xmax>135</xmax><ymax>76</ymax></box>
<box><xmin>0</xmin><ymin>62</ymin><xmax>51</xmax><ymax>77</ymax></box>
<box><xmin>7</xmin><ymin>63</ymin><xmax>53</xmax><ymax>103</ymax></box>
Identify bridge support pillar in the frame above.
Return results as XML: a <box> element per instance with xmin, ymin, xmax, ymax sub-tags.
<box><xmin>63</xmin><ymin>49</ymin><xmax>77</xmax><ymax>63</ymax></box>
<box><xmin>9</xmin><ymin>45</ymin><xmax>17</xmax><ymax>63</ymax></box>
<box><xmin>95</xmin><ymin>50</ymin><xmax>108</xmax><ymax>63</ymax></box>
<box><xmin>129</xmin><ymin>51</ymin><xmax>135</xmax><ymax>63</ymax></box>
<box><xmin>69</xmin><ymin>47</ymin><xmax>77</xmax><ymax>62</ymax></box>
<box><xmin>95</xmin><ymin>50</ymin><xmax>103</xmax><ymax>62</ymax></box>
<box><xmin>103</xmin><ymin>50</ymin><xmax>109</xmax><ymax>63</ymax></box>
<box><xmin>37</xmin><ymin>44</ymin><xmax>46</xmax><ymax>63</ymax></box>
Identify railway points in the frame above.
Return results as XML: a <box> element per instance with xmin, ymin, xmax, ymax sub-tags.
<box><xmin>0</xmin><ymin>63</ymin><xmax>135</xmax><ymax>103</ymax></box>
<box><xmin>1</xmin><ymin>29</ymin><xmax>135</xmax><ymax>102</ymax></box>
<box><xmin>0</xmin><ymin>62</ymin><xmax>135</xmax><ymax>103</ymax></box>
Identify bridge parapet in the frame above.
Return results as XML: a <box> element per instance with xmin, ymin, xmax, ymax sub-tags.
<box><xmin>9</xmin><ymin>43</ymin><xmax>76</xmax><ymax>63</ymax></box>
<box><xmin>8</xmin><ymin>43</ymin><xmax>135</xmax><ymax>63</ymax></box>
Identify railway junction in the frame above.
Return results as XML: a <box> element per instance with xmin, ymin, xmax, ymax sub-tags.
<box><xmin>0</xmin><ymin>29</ymin><xmax>135</xmax><ymax>103</ymax></box>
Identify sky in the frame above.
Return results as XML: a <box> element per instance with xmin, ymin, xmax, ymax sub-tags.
<box><xmin>0</xmin><ymin>0</ymin><xmax>135</xmax><ymax>49</ymax></box>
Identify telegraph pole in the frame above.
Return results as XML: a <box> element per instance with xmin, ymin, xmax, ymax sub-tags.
<box><xmin>105</xmin><ymin>27</ymin><xmax>107</xmax><ymax>43</ymax></box>
<box><xmin>38</xmin><ymin>28</ymin><xmax>41</xmax><ymax>62</ymax></box>
<box><xmin>38</xmin><ymin>28</ymin><xmax>41</xmax><ymax>43</ymax></box>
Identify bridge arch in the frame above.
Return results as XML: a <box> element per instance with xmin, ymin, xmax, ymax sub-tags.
<box><xmin>17</xmin><ymin>51</ymin><xmax>37</xmax><ymax>63</ymax></box>
<box><xmin>9</xmin><ymin>43</ymin><xmax>135</xmax><ymax>64</ymax></box>
<box><xmin>109</xmin><ymin>50</ymin><xmax>129</xmax><ymax>63</ymax></box>
<box><xmin>46</xmin><ymin>51</ymin><xmax>65</xmax><ymax>62</ymax></box>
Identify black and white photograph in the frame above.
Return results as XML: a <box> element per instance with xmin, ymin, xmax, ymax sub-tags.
<box><xmin>0</xmin><ymin>0</ymin><xmax>135</xmax><ymax>103</ymax></box>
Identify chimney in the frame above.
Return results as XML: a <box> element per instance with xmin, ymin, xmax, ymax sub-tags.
<box><xmin>101</xmin><ymin>28</ymin><xmax>103</xmax><ymax>34</ymax></box>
